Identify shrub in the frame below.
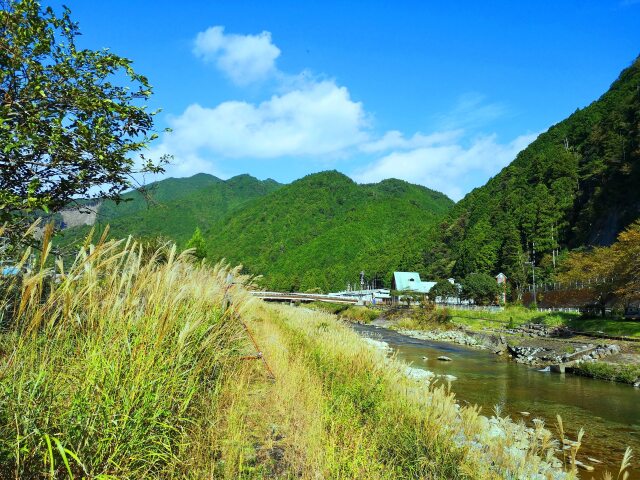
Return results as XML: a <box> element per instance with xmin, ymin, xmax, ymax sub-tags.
<box><xmin>339</xmin><ymin>305</ymin><xmax>379</xmax><ymax>323</ymax></box>
<box><xmin>411</xmin><ymin>299</ymin><xmax>451</xmax><ymax>328</ymax></box>
<box><xmin>461</xmin><ymin>273</ymin><xmax>501</xmax><ymax>305</ymax></box>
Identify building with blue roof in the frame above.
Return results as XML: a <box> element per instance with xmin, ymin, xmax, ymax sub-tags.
<box><xmin>391</xmin><ymin>272</ymin><xmax>435</xmax><ymax>294</ymax></box>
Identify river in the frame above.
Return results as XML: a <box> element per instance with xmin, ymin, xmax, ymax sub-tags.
<box><xmin>352</xmin><ymin>324</ymin><xmax>640</xmax><ymax>478</ymax></box>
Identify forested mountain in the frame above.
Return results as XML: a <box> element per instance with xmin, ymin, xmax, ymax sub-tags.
<box><xmin>58</xmin><ymin>173</ymin><xmax>281</xmax><ymax>247</ymax></box>
<box><xmin>58</xmin><ymin>58</ymin><xmax>639</xmax><ymax>293</ymax></box>
<box><xmin>428</xmin><ymin>56</ymin><xmax>640</xmax><ymax>290</ymax></box>
<box><xmin>205</xmin><ymin>171</ymin><xmax>454</xmax><ymax>292</ymax></box>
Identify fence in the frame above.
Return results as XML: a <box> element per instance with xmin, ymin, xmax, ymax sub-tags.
<box><xmin>436</xmin><ymin>303</ymin><xmax>505</xmax><ymax>313</ymax></box>
<box><xmin>525</xmin><ymin>277</ymin><xmax>616</xmax><ymax>293</ymax></box>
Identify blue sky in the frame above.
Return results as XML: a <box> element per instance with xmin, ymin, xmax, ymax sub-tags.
<box><xmin>52</xmin><ymin>1</ymin><xmax>640</xmax><ymax>200</ymax></box>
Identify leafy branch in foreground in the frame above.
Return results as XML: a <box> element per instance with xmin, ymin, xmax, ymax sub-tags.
<box><xmin>0</xmin><ymin>0</ymin><xmax>168</xmax><ymax>235</ymax></box>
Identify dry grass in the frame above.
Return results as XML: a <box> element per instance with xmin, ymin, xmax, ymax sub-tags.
<box><xmin>244</xmin><ymin>304</ymin><xmax>572</xmax><ymax>479</ymax></box>
<box><xmin>0</xmin><ymin>225</ymin><xmax>254</xmax><ymax>478</ymax></box>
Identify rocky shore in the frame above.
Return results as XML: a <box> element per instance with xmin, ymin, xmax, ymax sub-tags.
<box><xmin>362</xmin><ymin>336</ymin><xmax>574</xmax><ymax>479</ymax></box>
<box><xmin>397</xmin><ymin>328</ymin><xmax>488</xmax><ymax>349</ymax></box>
<box><xmin>393</xmin><ymin>323</ymin><xmax>639</xmax><ymax>386</ymax></box>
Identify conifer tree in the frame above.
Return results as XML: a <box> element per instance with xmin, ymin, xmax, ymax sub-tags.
<box><xmin>186</xmin><ymin>227</ymin><xmax>207</xmax><ymax>260</ymax></box>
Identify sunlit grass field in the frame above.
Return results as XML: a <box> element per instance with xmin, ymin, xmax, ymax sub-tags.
<box><xmin>1</xmin><ymin>227</ymin><xmax>631</xmax><ymax>478</ymax></box>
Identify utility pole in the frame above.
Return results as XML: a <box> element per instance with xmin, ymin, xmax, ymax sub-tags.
<box><xmin>551</xmin><ymin>225</ymin><xmax>556</xmax><ymax>269</ymax></box>
<box><xmin>524</xmin><ymin>242</ymin><xmax>537</xmax><ymax>307</ymax></box>
<box><xmin>532</xmin><ymin>242</ymin><xmax>537</xmax><ymax>305</ymax></box>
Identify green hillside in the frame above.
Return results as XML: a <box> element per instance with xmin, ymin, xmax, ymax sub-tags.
<box><xmin>429</xmin><ymin>56</ymin><xmax>640</xmax><ymax>288</ymax></box>
<box><xmin>58</xmin><ymin>173</ymin><xmax>281</xmax><ymax>247</ymax></box>
<box><xmin>205</xmin><ymin>171</ymin><xmax>454</xmax><ymax>292</ymax></box>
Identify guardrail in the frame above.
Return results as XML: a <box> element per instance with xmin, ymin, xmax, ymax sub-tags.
<box><xmin>249</xmin><ymin>291</ymin><xmax>358</xmax><ymax>304</ymax></box>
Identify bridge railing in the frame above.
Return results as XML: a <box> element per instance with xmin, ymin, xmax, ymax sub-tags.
<box><xmin>249</xmin><ymin>291</ymin><xmax>358</xmax><ymax>304</ymax></box>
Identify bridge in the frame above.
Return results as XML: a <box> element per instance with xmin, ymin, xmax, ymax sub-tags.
<box><xmin>249</xmin><ymin>291</ymin><xmax>357</xmax><ymax>304</ymax></box>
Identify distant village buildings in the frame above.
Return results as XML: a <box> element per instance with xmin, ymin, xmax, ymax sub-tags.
<box><xmin>328</xmin><ymin>271</ymin><xmax>507</xmax><ymax>306</ymax></box>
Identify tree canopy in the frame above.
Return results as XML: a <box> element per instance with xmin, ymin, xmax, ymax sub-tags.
<box><xmin>461</xmin><ymin>273</ymin><xmax>500</xmax><ymax>306</ymax></box>
<box><xmin>427</xmin><ymin>56</ymin><xmax>640</xmax><ymax>293</ymax></box>
<box><xmin>429</xmin><ymin>280</ymin><xmax>459</xmax><ymax>302</ymax></box>
<box><xmin>0</xmin><ymin>0</ymin><xmax>166</xmax><ymax>234</ymax></box>
<box><xmin>557</xmin><ymin>220</ymin><xmax>640</xmax><ymax>307</ymax></box>
<box><xmin>204</xmin><ymin>171</ymin><xmax>454</xmax><ymax>292</ymax></box>
<box><xmin>186</xmin><ymin>227</ymin><xmax>207</xmax><ymax>260</ymax></box>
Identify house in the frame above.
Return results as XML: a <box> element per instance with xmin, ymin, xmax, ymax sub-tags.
<box><xmin>391</xmin><ymin>272</ymin><xmax>435</xmax><ymax>303</ymax></box>
<box><xmin>496</xmin><ymin>272</ymin><xmax>507</xmax><ymax>304</ymax></box>
<box><xmin>624</xmin><ymin>301</ymin><xmax>640</xmax><ymax>321</ymax></box>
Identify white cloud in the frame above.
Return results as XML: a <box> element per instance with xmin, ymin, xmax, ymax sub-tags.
<box><xmin>154</xmin><ymin>80</ymin><xmax>369</xmax><ymax>175</ymax></box>
<box><xmin>158</xmin><ymin>25</ymin><xmax>537</xmax><ymax>200</ymax></box>
<box><xmin>360</xmin><ymin>130</ymin><xmax>464</xmax><ymax>153</ymax></box>
<box><xmin>436</xmin><ymin>93</ymin><xmax>508</xmax><ymax>131</ymax></box>
<box><xmin>193</xmin><ymin>26</ymin><xmax>281</xmax><ymax>85</ymax></box>
<box><xmin>353</xmin><ymin>132</ymin><xmax>538</xmax><ymax>200</ymax></box>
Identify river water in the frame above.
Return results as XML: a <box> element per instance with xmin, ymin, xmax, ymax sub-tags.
<box><xmin>352</xmin><ymin>324</ymin><xmax>640</xmax><ymax>478</ymax></box>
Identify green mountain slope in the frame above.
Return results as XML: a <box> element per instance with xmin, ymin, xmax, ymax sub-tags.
<box><xmin>205</xmin><ymin>171</ymin><xmax>454</xmax><ymax>292</ymax></box>
<box><xmin>58</xmin><ymin>173</ymin><xmax>281</xmax><ymax>247</ymax></box>
<box><xmin>431</xmin><ymin>56</ymin><xmax>640</xmax><ymax>286</ymax></box>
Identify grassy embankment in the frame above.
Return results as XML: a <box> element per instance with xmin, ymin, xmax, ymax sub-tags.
<box><xmin>1</xmin><ymin>229</ymin><xmax>630</xmax><ymax>478</ymax></box>
<box><xmin>570</xmin><ymin>362</ymin><xmax>640</xmax><ymax>384</ymax></box>
<box><xmin>441</xmin><ymin>307</ymin><xmax>640</xmax><ymax>339</ymax></box>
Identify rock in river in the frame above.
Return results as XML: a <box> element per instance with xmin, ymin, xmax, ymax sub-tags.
<box><xmin>404</xmin><ymin>366</ymin><xmax>435</xmax><ymax>381</ymax></box>
<box><xmin>437</xmin><ymin>355</ymin><xmax>452</xmax><ymax>361</ymax></box>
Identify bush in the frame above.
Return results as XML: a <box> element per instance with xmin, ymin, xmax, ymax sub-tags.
<box><xmin>461</xmin><ymin>273</ymin><xmax>501</xmax><ymax>305</ymax></box>
<box><xmin>412</xmin><ymin>299</ymin><xmax>451</xmax><ymax>328</ymax></box>
<box><xmin>339</xmin><ymin>306</ymin><xmax>379</xmax><ymax>323</ymax></box>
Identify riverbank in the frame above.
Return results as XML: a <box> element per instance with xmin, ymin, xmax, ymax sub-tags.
<box><xmin>350</xmin><ymin>322</ymin><xmax>640</xmax><ymax>478</ymax></box>
<box><xmin>404</xmin><ymin>327</ymin><xmax>640</xmax><ymax>386</ymax></box>
<box><xmin>356</xmin><ymin>305</ymin><xmax>640</xmax><ymax>387</ymax></box>
<box><xmin>249</xmin><ymin>304</ymin><xmax>578</xmax><ymax>479</ymax></box>
<box><xmin>570</xmin><ymin>361</ymin><xmax>640</xmax><ymax>385</ymax></box>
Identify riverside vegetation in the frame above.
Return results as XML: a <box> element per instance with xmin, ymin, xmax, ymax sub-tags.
<box><xmin>1</xmin><ymin>228</ymin><xmax>634</xmax><ymax>479</ymax></box>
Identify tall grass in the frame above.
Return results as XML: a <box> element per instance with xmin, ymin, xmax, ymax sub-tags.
<box><xmin>0</xmin><ymin>226</ymin><xmax>252</xmax><ymax>478</ymax></box>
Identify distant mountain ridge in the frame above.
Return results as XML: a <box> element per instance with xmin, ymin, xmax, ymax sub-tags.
<box><xmin>58</xmin><ymin>173</ymin><xmax>282</xmax><ymax>246</ymax></box>
<box><xmin>58</xmin><ymin>57</ymin><xmax>640</xmax><ymax>293</ymax></box>
<box><xmin>205</xmin><ymin>171</ymin><xmax>454</xmax><ymax>291</ymax></box>
<box><xmin>60</xmin><ymin>169</ymin><xmax>455</xmax><ymax>292</ymax></box>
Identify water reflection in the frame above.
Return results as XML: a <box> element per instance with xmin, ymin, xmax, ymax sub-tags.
<box><xmin>353</xmin><ymin>324</ymin><xmax>640</xmax><ymax>477</ymax></box>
